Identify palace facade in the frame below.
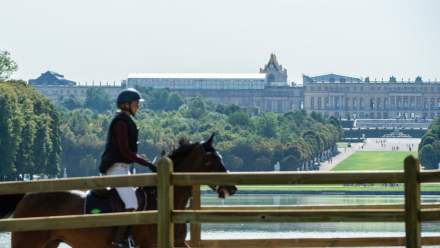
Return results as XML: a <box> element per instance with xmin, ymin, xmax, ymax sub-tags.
<box><xmin>29</xmin><ymin>54</ymin><xmax>440</xmax><ymax>119</ymax></box>
<box><xmin>303</xmin><ymin>74</ymin><xmax>440</xmax><ymax>119</ymax></box>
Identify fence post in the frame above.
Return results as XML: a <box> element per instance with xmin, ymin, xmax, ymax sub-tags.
<box><xmin>157</xmin><ymin>157</ymin><xmax>174</xmax><ymax>248</ymax></box>
<box><xmin>404</xmin><ymin>155</ymin><xmax>421</xmax><ymax>248</ymax></box>
<box><xmin>190</xmin><ymin>185</ymin><xmax>201</xmax><ymax>246</ymax></box>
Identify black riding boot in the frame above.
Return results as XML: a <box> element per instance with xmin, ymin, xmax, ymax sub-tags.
<box><xmin>112</xmin><ymin>209</ymin><xmax>136</xmax><ymax>248</ymax></box>
<box><xmin>112</xmin><ymin>226</ymin><xmax>135</xmax><ymax>248</ymax></box>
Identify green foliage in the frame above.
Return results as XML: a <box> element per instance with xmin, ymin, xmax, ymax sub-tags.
<box><xmin>84</xmin><ymin>87</ymin><xmax>112</xmax><ymax>113</ymax></box>
<box><xmin>62</xmin><ymin>95</ymin><xmax>83</xmax><ymax>110</ymax></box>
<box><xmin>228</xmin><ymin>111</ymin><xmax>250</xmax><ymax>127</ymax></box>
<box><xmin>418</xmin><ymin>117</ymin><xmax>440</xmax><ymax>169</ymax></box>
<box><xmin>185</xmin><ymin>97</ymin><xmax>206</xmax><ymax>118</ymax></box>
<box><xmin>419</xmin><ymin>145</ymin><xmax>437</xmax><ymax>169</ymax></box>
<box><xmin>0</xmin><ymin>81</ymin><xmax>61</xmax><ymax>180</ymax></box>
<box><xmin>137</xmin><ymin>87</ymin><xmax>184</xmax><ymax>112</ymax></box>
<box><xmin>54</xmin><ymin>92</ymin><xmax>342</xmax><ymax>176</ymax></box>
<box><xmin>0</xmin><ymin>50</ymin><xmax>18</xmax><ymax>80</ymax></box>
<box><xmin>254</xmin><ymin>112</ymin><xmax>278</xmax><ymax>138</ymax></box>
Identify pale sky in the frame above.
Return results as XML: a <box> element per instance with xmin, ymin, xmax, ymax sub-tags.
<box><xmin>1</xmin><ymin>0</ymin><xmax>439</xmax><ymax>84</ymax></box>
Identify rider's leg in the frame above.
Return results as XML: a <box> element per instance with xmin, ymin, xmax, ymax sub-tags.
<box><xmin>106</xmin><ymin>163</ymin><xmax>139</xmax><ymax>210</ymax></box>
<box><xmin>105</xmin><ymin>163</ymin><xmax>138</xmax><ymax>248</ymax></box>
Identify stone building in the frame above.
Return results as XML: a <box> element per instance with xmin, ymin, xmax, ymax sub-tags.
<box><xmin>303</xmin><ymin>74</ymin><xmax>440</xmax><ymax>119</ymax></box>
<box><xmin>28</xmin><ymin>56</ymin><xmax>440</xmax><ymax>120</ymax></box>
<box><xmin>29</xmin><ymin>71</ymin><xmax>76</xmax><ymax>86</ymax></box>
<box><xmin>29</xmin><ymin>71</ymin><xmax>120</xmax><ymax>103</ymax></box>
<box><xmin>126</xmin><ymin>54</ymin><xmax>303</xmax><ymax>113</ymax></box>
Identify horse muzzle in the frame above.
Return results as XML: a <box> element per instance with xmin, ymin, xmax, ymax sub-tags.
<box><xmin>216</xmin><ymin>185</ymin><xmax>237</xmax><ymax>198</ymax></box>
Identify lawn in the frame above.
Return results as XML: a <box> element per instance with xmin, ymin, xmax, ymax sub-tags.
<box><xmin>332</xmin><ymin>151</ymin><xmax>417</xmax><ymax>171</ymax></box>
<box><xmin>200</xmin><ymin>151</ymin><xmax>440</xmax><ymax>192</ymax></box>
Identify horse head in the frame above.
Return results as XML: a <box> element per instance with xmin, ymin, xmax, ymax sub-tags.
<box><xmin>168</xmin><ymin>133</ymin><xmax>237</xmax><ymax>198</ymax></box>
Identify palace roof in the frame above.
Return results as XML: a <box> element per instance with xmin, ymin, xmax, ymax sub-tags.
<box><xmin>29</xmin><ymin>71</ymin><xmax>76</xmax><ymax>86</ymax></box>
<box><xmin>303</xmin><ymin>74</ymin><xmax>362</xmax><ymax>83</ymax></box>
<box><xmin>128</xmin><ymin>73</ymin><xmax>266</xmax><ymax>80</ymax></box>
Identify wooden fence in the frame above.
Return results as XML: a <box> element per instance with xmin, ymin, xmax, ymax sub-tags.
<box><xmin>0</xmin><ymin>155</ymin><xmax>439</xmax><ymax>247</ymax></box>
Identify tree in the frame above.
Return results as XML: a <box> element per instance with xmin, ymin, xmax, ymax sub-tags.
<box><xmin>62</xmin><ymin>95</ymin><xmax>82</xmax><ymax>110</ymax></box>
<box><xmin>46</xmin><ymin>109</ymin><xmax>62</xmax><ymax>177</ymax></box>
<box><xmin>84</xmin><ymin>88</ymin><xmax>112</xmax><ymax>113</ymax></box>
<box><xmin>228</xmin><ymin>111</ymin><xmax>250</xmax><ymax>127</ymax></box>
<box><xmin>254</xmin><ymin>112</ymin><xmax>277</xmax><ymax>138</ymax></box>
<box><xmin>0</xmin><ymin>50</ymin><xmax>18</xmax><ymax>80</ymax></box>
<box><xmin>167</xmin><ymin>92</ymin><xmax>184</xmax><ymax>111</ymax></box>
<box><xmin>79</xmin><ymin>154</ymin><xmax>97</xmax><ymax>177</ymax></box>
<box><xmin>310</xmin><ymin>112</ymin><xmax>325</xmax><ymax>123</ymax></box>
<box><xmin>186</xmin><ymin>97</ymin><xmax>206</xmax><ymax>119</ymax></box>
<box><xmin>32</xmin><ymin>115</ymin><xmax>52</xmax><ymax>176</ymax></box>
<box><xmin>0</xmin><ymin>93</ymin><xmax>22</xmax><ymax>178</ymax></box>
<box><xmin>280</xmin><ymin>155</ymin><xmax>301</xmax><ymax>171</ymax></box>
<box><xmin>14</xmin><ymin>99</ymin><xmax>36</xmax><ymax>178</ymax></box>
<box><xmin>255</xmin><ymin>156</ymin><xmax>272</xmax><ymax>171</ymax></box>
<box><xmin>419</xmin><ymin>144</ymin><xmax>439</xmax><ymax>170</ymax></box>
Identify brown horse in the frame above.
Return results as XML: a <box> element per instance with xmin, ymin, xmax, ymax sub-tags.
<box><xmin>1</xmin><ymin>134</ymin><xmax>237</xmax><ymax>248</ymax></box>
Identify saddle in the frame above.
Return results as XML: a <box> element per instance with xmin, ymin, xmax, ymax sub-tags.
<box><xmin>84</xmin><ymin>187</ymin><xmax>153</xmax><ymax>214</ymax></box>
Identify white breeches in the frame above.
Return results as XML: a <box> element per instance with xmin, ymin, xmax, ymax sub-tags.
<box><xmin>105</xmin><ymin>163</ymin><xmax>138</xmax><ymax>210</ymax></box>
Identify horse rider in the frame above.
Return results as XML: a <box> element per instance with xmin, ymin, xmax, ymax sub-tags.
<box><xmin>99</xmin><ymin>88</ymin><xmax>156</xmax><ymax>248</ymax></box>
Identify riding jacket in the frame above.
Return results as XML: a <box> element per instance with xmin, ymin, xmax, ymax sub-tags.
<box><xmin>99</xmin><ymin>112</ymin><xmax>150</xmax><ymax>173</ymax></box>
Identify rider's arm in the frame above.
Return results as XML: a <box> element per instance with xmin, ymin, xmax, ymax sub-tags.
<box><xmin>114</xmin><ymin>121</ymin><xmax>156</xmax><ymax>172</ymax></box>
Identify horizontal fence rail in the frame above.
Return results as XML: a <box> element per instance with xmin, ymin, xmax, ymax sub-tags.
<box><xmin>0</xmin><ymin>211</ymin><xmax>157</xmax><ymax>232</ymax></box>
<box><xmin>173</xmin><ymin>209</ymin><xmax>406</xmax><ymax>223</ymax></box>
<box><xmin>0</xmin><ymin>156</ymin><xmax>439</xmax><ymax>247</ymax></box>
<box><xmin>187</xmin><ymin>237</ymin><xmax>440</xmax><ymax>248</ymax></box>
<box><xmin>0</xmin><ymin>174</ymin><xmax>156</xmax><ymax>195</ymax></box>
<box><xmin>172</xmin><ymin>171</ymin><xmax>406</xmax><ymax>185</ymax></box>
<box><xmin>201</xmin><ymin>203</ymin><xmax>440</xmax><ymax>210</ymax></box>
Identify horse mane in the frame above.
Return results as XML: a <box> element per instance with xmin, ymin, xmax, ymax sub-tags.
<box><xmin>168</xmin><ymin>138</ymin><xmax>199</xmax><ymax>163</ymax></box>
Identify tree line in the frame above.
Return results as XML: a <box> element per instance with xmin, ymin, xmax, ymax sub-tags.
<box><xmin>418</xmin><ymin>117</ymin><xmax>440</xmax><ymax>169</ymax></box>
<box><xmin>0</xmin><ymin>81</ymin><xmax>61</xmax><ymax>180</ymax></box>
<box><xmin>0</xmin><ymin>82</ymin><xmax>341</xmax><ymax>178</ymax></box>
<box><xmin>0</xmin><ymin>50</ymin><xmax>341</xmax><ymax>178</ymax></box>
<box><xmin>60</xmin><ymin>87</ymin><xmax>342</xmax><ymax>177</ymax></box>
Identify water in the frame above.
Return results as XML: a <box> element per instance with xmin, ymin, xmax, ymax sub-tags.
<box><xmin>1</xmin><ymin>193</ymin><xmax>440</xmax><ymax>247</ymax></box>
<box><xmin>201</xmin><ymin>193</ymin><xmax>440</xmax><ymax>238</ymax></box>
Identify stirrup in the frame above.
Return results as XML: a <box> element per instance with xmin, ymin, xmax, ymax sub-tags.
<box><xmin>112</xmin><ymin>240</ymin><xmax>137</xmax><ymax>248</ymax></box>
<box><xmin>112</xmin><ymin>235</ymin><xmax>136</xmax><ymax>248</ymax></box>
<box><xmin>112</xmin><ymin>241</ymin><xmax>129</xmax><ymax>248</ymax></box>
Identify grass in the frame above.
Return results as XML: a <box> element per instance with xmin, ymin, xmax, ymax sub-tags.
<box><xmin>201</xmin><ymin>151</ymin><xmax>440</xmax><ymax>192</ymax></box>
<box><xmin>332</xmin><ymin>151</ymin><xmax>417</xmax><ymax>171</ymax></box>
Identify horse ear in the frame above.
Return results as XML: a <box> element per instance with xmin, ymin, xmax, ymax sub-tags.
<box><xmin>205</xmin><ymin>133</ymin><xmax>215</xmax><ymax>146</ymax></box>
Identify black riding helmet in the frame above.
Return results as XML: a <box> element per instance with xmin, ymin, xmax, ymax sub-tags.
<box><xmin>116</xmin><ymin>88</ymin><xmax>144</xmax><ymax>116</ymax></box>
<box><xmin>116</xmin><ymin>88</ymin><xmax>144</xmax><ymax>106</ymax></box>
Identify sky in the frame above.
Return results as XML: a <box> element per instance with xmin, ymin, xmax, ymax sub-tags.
<box><xmin>1</xmin><ymin>0</ymin><xmax>439</xmax><ymax>84</ymax></box>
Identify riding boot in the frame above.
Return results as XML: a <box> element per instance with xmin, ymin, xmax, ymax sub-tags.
<box><xmin>112</xmin><ymin>226</ymin><xmax>130</xmax><ymax>248</ymax></box>
<box><xmin>112</xmin><ymin>209</ymin><xmax>136</xmax><ymax>248</ymax></box>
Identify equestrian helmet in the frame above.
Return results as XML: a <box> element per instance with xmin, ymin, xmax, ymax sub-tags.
<box><xmin>116</xmin><ymin>88</ymin><xmax>144</xmax><ymax>106</ymax></box>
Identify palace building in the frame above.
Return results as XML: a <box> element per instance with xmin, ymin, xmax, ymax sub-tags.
<box><xmin>303</xmin><ymin>74</ymin><xmax>440</xmax><ymax>119</ymax></box>
<box><xmin>29</xmin><ymin>54</ymin><xmax>440</xmax><ymax>120</ymax></box>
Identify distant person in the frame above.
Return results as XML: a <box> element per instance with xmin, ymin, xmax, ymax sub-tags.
<box><xmin>99</xmin><ymin>88</ymin><xmax>156</xmax><ymax>248</ymax></box>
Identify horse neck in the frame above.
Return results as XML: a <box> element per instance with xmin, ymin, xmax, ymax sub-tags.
<box><xmin>174</xmin><ymin>187</ymin><xmax>192</xmax><ymax>210</ymax></box>
<box><xmin>167</xmin><ymin>148</ymin><xmax>203</xmax><ymax>209</ymax></box>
